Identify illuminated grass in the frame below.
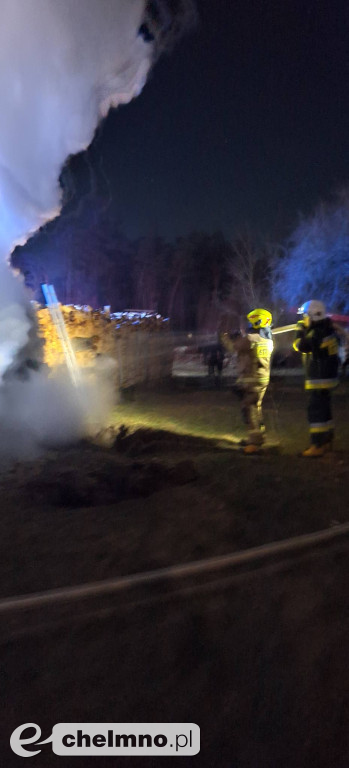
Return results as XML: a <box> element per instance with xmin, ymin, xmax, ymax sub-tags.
<box><xmin>110</xmin><ymin>382</ymin><xmax>349</xmax><ymax>454</ymax></box>
<box><xmin>111</xmin><ymin>390</ymin><xmax>274</xmax><ymax>448</ymax></box>
<box><xmin>112</xmin><ymin>399</ymin><xmax>239</xmax><ymax>443</ymax></box>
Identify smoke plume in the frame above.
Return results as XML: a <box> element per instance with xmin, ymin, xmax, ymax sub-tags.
<box><xmin>0</xmin><ymin>0</ymin><xmax>156</xmax><ymax>254</ymax></box>
<box><xmin>0</xmin><ymin>0</ymin><xmax>196</xmax><ymax>461</ymax></box>
<box><xmin>0</xmin><ymin>0</ymin><xmax>158</xmax><ymax>461</ymax></box>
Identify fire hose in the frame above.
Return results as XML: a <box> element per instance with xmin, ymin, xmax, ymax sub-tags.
<box><xmin>272</xmin><ymin>324</ymin><xmax>297</xmax><ymax>335</ymax></box>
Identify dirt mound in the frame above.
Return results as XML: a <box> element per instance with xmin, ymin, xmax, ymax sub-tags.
<box><xmin>1</xmin><ymin>430</ymin><xmax>199</xmax><ymax>509</ymax></box>
<box><xmin>113</xmin><ymin>425</ymin><xmax>220</xmax><ymax>456</ymax></box>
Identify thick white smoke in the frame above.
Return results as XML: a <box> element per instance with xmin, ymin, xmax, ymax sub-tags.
<box><xmin>0</xmin><ymin>0</ymin><xmax>151</xmax><ymax>253</ymax></box>
<box><xmin>0</xmin><ymin>0</ymin><xmax>154</xmax><ymax>460</ymax></box>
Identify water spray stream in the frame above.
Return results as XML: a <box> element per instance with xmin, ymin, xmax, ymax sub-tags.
<box><xmin>41</xmin><ymin>284</ymin><xmax>81</xmax><ymax>388</ymax></box>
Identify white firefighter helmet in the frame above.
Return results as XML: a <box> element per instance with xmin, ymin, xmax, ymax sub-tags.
<box><xmin>298</xmin><ymin>300</ymin><xmax>326</xmax><ymax>322</ymax></box>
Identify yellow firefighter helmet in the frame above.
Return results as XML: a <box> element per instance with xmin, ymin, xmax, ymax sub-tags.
<box><xmin>246</xmin><ymin>308</ymin><xmax>272</xmax><ymax>329</ymax></box>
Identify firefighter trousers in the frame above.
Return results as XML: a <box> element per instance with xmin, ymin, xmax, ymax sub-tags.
<box><xmin>308</xmin><ymin>389</ymin><xmax>334</xmax><ymax>447</ymax></box>
<box><xmin>234</xmin><ymin>383</ymin><xmax>267</xmax><ymax>445</ymax></box>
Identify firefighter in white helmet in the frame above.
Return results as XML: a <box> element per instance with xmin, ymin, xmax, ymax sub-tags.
<box><xmin>293</xmin><ymin>300</ymin><xmax>339</xmax><ymax>457</ymax></box>
<box><xmin>223</xmin><ymin>308</ymin><xmax>274</xmax><ymax>454</ymax></box>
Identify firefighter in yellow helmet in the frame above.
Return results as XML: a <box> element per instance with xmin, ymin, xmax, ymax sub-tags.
<box><xmin>224</xmin><ymin>308</ymin><xmax>274</xmax><ymax>454</ymax></box>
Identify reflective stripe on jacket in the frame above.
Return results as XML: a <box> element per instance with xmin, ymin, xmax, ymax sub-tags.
<box><xmin>293</xmin><ymin>318</ymin><xmax>339</xmax><ymax>390</ymax></box>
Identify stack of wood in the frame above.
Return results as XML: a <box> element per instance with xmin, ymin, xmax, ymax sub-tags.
<box><xmin>36</xmin><ymin>306</ymin><xmax>173</xmax><ymax>388</ymax></box>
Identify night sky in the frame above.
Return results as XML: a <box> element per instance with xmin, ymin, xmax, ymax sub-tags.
<box><xmin>84</xmin><ymin>0</ymin><xmax>349</xmax><ymax>242</ymax></box>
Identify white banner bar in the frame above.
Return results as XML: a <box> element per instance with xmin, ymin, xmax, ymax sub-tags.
<box><xmin>52</xmin><ymin>723</ymin><xmax>200</xmax><ymax>756</ymax></box>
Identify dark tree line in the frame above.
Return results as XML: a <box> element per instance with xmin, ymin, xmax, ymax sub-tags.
<box><xmin>12</xmin><ymin>186</ymin><xmax>349</xmax><ymax>331</ymax></box>
<box><xmin>12</xmin><ymin>197</ymin><xmax>275</xmax><ymax>331</ymax></box>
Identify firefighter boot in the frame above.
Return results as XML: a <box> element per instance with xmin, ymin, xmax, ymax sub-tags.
<box><xmin>302</xmin><ymin>442</ymin><xmax>332</xmax><ymax>458</ymax></box>
<box><xmin>243</xmin><ymin>443</ymin><xmax>263</xmax><ymax>455</ymax></box>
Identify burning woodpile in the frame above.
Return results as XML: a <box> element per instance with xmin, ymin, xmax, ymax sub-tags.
<box><xmin>36</xmin><ymin>306</ymin><xmax>173</xmax><ymax>388</ymax></box>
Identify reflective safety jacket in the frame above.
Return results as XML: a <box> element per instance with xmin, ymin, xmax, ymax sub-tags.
<box><xmin>293</xmin><ymin>318</ymin><xmax>339</xmax><ymax>390</ymax></box>
<box><xmin>233</xmin><ymin>327</ymin><xmax>274</xmax><ymax>388</ymax></box>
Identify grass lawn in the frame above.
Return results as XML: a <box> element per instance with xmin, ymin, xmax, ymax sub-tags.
<box><xmin>0</xmin><ymin>376</ymin><xmax>347</xmax><ymax>599</ymax></box>
<box><xmin>112</xmin><ymin>376</ymin><xmax>349</xmax><ymax>454</ymax></box>
<box><xmin>2</xmin><ymin>377</ymin><xmax>348</xmax><ymax>768</ymax></box>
